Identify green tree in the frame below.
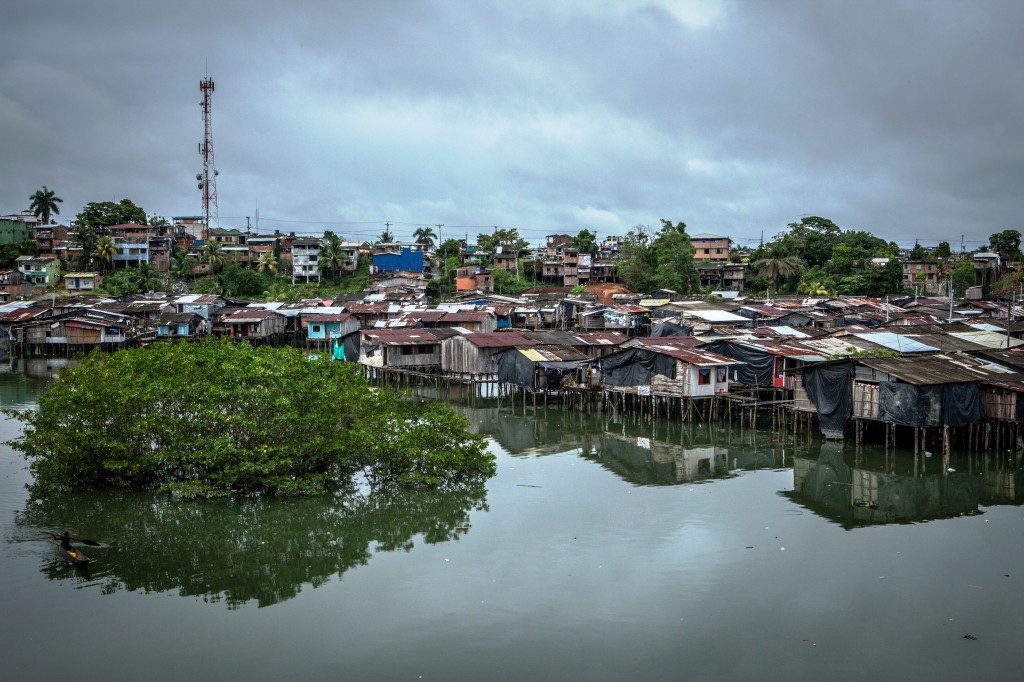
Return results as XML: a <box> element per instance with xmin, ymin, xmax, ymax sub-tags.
<box><xmin>827</xmin><ymin>243</ymin><xmax>856</xmax><ymax>278</ymax></box>
<box><xmin>910</xmin><ymin>240</ymin><xmax>927</xmax><ymax>259</ymax></box>
<box><xmin>93</xmin><ymin>235</ymin><xmax>120</xmax><ymax>273</ymax></box>
<box><xmin>952</xmin><ymin>259</ymin><xmax>975</xmax><ymax>296</ymax></box>
<box><xmin>476</xmin><ymin>228</ymin><xmax>529</xmax><ymax>256</ymax></box>
<box><xmin>377</xmin><ymin>228</ymin><xmax>394</xmax><ymax>243</ymax></box>
<box><xmin>148</xmin><ymin>214</ymin><xmax>169</xmax><ymax>227</ymax></box>
<box><xmin>413</xmin><ymin>226</ymin><xmax>437</xmax><ymax>250</ymax></box>
<box><xmin>76</xmin><ymin>199</ymin><xmax>147</xmax><ymax>231</ymax></box>
<box><xmin>751</xmin><ymin>254</ymin><xmax>805</xmax><ymax>293</ymax></box>
<box><xmin>3</xmin><ymin>340</ymin><xmax>494</xmax><ymax>498</ymax></box>
<box><xmin>617</xmin><ymin>224</ymin><xmax>658</xmax><ymax>293</ymax></box>
<box><xmin>436</xmin><ymin>238</ymin><xmax>462</xmax><ymax>262</ymax></box>
<box><xmin>29</xmin><ymin>186</ymin><xmax>62</xmax><ymax>224</ymax></box>
<box><xmin>769</xmin><ymin>216</ymin><xmax>842</xmax><ymax>269</ymax></box>
<box><xmin>202</xmin><ymin>240</ymin><xmax>226</xmax><ymax>273</ymax></box>
<box><xmin>133</xmin><ymin>262</ymin><xmax>164</xmax><ymax>293</ymax></box>
<box><xmin>262</xmin><ymin>278</ymin><xmax>294</xmax><ymax>302</ymax></box>
<box><xmin>653</xmin><ymin>220</ymin><xmax>699</xmax><ymax>294</ymax></box>
<box><xmin>572</xmin><ymin>229</ymin><xmax>599</xmax><ymax>256</ymax></box>
<box><xmin>989</xmin><ymin>230</ymin><xmax>1022</xmax><ymax>261</ymax></box>
<box><xmin>931</xmin><ymin>241</ymin><xmax>952</xmax><ymax>259</ymax></box>
<box><xmin>257</xmin><ymin>251</ymin><xmax>279</xmax><ymax>275</ymax></box>
<box><xmin>216</xmin><ymin>263</ymin><xmax>271</xmax><ymax>297</ymax></box>
<box><xmin>169</xmin><ymin>247</ymin><xmax>197</xmax><ymax>279</ymax></box>
<box><xmin>318</xmin><ymin>234</ymin><xmax>344</xmax><ymax>282</ymax></box>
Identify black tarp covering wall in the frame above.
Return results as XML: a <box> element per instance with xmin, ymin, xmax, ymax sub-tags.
<box><xmin>699</xmin><ymin>340</ymin><xmax>774</xmax><ymax>387</ymax></box>
<box><xmin>878</xmin><ymin>381</ymin><xmax>983</xmax><ymax>427</ymax></box>
<box><xmin>651</xmin><ymin>321</ymin><xmax>693</xmax><ymax>337</ymax></box>
<box><xmin>599</xmin><ymin>349</ymin><xmax>676</xmax><ymax>387</ymax></box>
<box><xmin>801</xmin><ymin>362</ymin><xmax>854</xmax><ymax>439</ymax></box>
<box><xmin>497</xmin><ymin>351</ymin><xmax>586</xmax><ymax>389</ymax></box>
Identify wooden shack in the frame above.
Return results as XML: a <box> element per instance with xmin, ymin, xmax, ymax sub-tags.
<box><xmin>439</xmin><ymin>331</ymin><xmax>537</xmax><ymax>381</ymax></box>
<box><xmin>358</xmin><ymin>328</ymin><xmax>457</xmax><ymax>372</ymax></box>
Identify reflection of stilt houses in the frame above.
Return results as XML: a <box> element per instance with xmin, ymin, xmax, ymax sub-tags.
<box><xmin>791</xmin><ymin>443</ymin><xmax>980</xmax><ymax>527</ymax></box>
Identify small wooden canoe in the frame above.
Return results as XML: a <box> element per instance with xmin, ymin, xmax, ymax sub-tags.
<box><xmin>56</xmin><ymin>543</ymin><xmax>92</xmax><ymax>565</ymax></box>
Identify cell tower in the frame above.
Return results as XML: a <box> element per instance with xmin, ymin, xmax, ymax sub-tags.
<box><xmin>197</xmin><ymin>76</ymin><xmax>218</xmax><ymax>230</ymax></box>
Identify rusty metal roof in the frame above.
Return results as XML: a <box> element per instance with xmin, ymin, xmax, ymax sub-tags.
<box><xmin>361</xmin><ymin>328</ymin><xmax>456</xmax><ymax>344</ymax></box>
<box><xmin>461</xmin><ymin>331</ymin><xmax>538</xmax><ymax>348</ymax></box>
<box><xmin>304</xmin><ymin>312</ymin><xmax>352</xmax><ymax>323</ymax></box>
<box><xmin>223</xmin><ymin>309</ymin><xmax>281</xmax><ymax>323</ymax></box>
<box><xmin>634</xmin><ymin>339</ymin><xmax>741</xmax><ymax>365</ymax></box>
<box><xmin>858</xmin><ymin>353</ymin><xmax>1022</xmax><ymax>384</ymax></box>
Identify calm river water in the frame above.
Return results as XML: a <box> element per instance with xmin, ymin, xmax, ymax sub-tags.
<box><xmin>2</xmin><ymin>359</ymin><xmax>1023</xmax><ymax>681</ymax></box>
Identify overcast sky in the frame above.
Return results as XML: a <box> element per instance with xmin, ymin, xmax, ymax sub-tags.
<box><xmin>2</xmin><ymin>0</ymin><xmax>1021</xmax><ymax>249</ymax></box>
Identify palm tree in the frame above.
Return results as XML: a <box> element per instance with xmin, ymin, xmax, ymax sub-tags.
<box><xmin>256</xmin><ymin>251</ymin><xmax>279</xmax><ymax>274</ymax></box>
<box><xmin>377</xmin><ymin>228</ymin><xmax>394</xmax><ymax>244</ymax></box>
<box><xmin>93</xmin><ymin>235</ymin><xmax>120</xmax><ymax>273</ymax></box>
<box><xmin>29</xmin><ymin>186</ymin><xmax>63</xmax><ymax>224</ymax></box>
<box><xmin>318</xmin><ymin>235</ymin><xmax>343</xmax><ymax>281</ymax></box>
<box><xmin>262</xmin><ymin>279</ymin><xmax>294</xmax><ymax>302</ymax></box>
<box><xmin>752</xmin><ymin>254</ymin><xmax>806</xmax><ymax>293</ymax></box>
<box><xmin>133</xmin><ymin>262</ymin><xmax>164</xmax><ymax>294</ymax></box>
<box><xmin>202</xmin><ymin>240</ymin><xmax>226</xmax><ymax>273</ymax></box>
<box><xmin>169</xmin><ymin>247</ymin><xmax>197</xmax><ymax>279</ymax></box>
<box><xmin>413</xmin><ymin>226</ymin><xmax>436</xmax><ymax>250</ymax></box>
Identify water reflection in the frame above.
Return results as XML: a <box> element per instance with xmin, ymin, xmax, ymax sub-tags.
<box><xmin>788</xmin><ymin>443</ymin><xmax>990</xmax><ymax>527</ymax></box>
<box><xmin>16</xmin><ymin>482</ymin><xmax>486</xmax><ymax>608</ymax></box>
<box><xmin>422</xmin><ymin>386</ymin><xmax>805</xmax><ymax>485</ymax></box>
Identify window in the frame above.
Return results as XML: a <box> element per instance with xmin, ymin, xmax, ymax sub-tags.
<box><xmin>312</xmin><ymin>325</ymin><xmax>322</xmax><ymax>333</ymax></box>
<box><xmin>698</xmin><ymin>368</ymin><xmax>711</xmax><ymax>385</ymax></box>
<box><xmin>703</xmin><ymin>248</ymin><xmax>710</xmax><ymax>254</ymax></box>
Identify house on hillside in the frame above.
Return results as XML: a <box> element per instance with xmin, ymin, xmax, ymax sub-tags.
<box><xmin>64</xmin><ymin>272</ymin><xmax>102</xmax><ymax>292</ymax></box>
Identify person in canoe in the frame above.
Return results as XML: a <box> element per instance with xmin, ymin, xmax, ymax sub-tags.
<box><xmin>52</xmin><ymin>531</ymin><xmax>91</xmax><ymax>564</ymax></box>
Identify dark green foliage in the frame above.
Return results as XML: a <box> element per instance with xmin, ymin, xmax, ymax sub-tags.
<box><xmin>572</xmin><ymin>229</ymin><xmax>599</xmax><ymax>256</ymax></box>
<box><xmin>617</xmin><ymin>221</ymin><xmax>700</xmax><ymax>295</ymax></box>
<box><xmin>932</xmin><ymin>241</ymin><xmax>952</xmax><ymax>259</ymax></box>
<box><xmin>989</xmin><ymin>230</ymin><xmax>1022</xmax><ymax>261</ymax></box>
<box><xmin>0</xmin><ymin>240</ymin><xmax>36</xmax><ymax>268</ymax></box>
<box><xmin>4</xmin><ymin>340</ymin><xmax>494</xmax><ymax>498</ymax></box>
<box><xmin>76</xmin><ymin>199</ymin><xmax>147</xmax><ymax>232</ymax></box>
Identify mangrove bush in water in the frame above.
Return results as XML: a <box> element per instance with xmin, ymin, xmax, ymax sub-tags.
<box><xmin>4</xmin><ymin>339</ymin><xmax>494</xmax><ymax>498</ymax></box>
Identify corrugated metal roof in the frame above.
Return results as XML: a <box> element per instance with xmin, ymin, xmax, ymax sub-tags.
<box><xmin>858</xmin><ymin>353</ymin><xmax>1021</xmax><ymax>384</ymax></box>
<box><xmin>461</xmin><ymin>331</ymin><xmax>538</xmax><ymax>348</ymax></box>
<box><xmin>634</xmin><ymin>339</ymin><xmax>742</xmax><ymax>365</ymax></box>
<box><xmin>729</xmin><ymin>339</ymin><xmax>827</xmax><ymax>360</ymax></box>
<box><xmin>361</xmin><ymin>328</ymin><xmax>455</xmax><ymax>344</ymax></box>
<box><xmin>517</xmin><ymin>345</ymin><xmax>590</xmax><ymax>362</ymax></box>
<box><xmin>681</xmin><ymin>309</ymin><xmax>749</xmax><ymax>323</ymax></box>
<box><xmin>850</xmin><ymin>332</ymin><xmax>939</xmax><ymax>353</ymax></box>
<box><xmin>947</xmin><ymin>331</ymin><xmax>1023</xmax><ymax>350</ymax></box>
<box><xmin>304</xmin><ymin>312</ymin><xmax>352</xmax><ymax>323</ymax></box>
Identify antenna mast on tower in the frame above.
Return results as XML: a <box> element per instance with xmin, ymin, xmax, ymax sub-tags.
<box><xmin>197</xmin><ymin>75</ymin><xmax>218</xmax><ymax>231</ymax></box>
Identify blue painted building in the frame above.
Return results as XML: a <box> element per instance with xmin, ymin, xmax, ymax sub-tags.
<box><xmin>372</xmin><ymin>246</ymin><xmax>425</xmax><ymax>274</ymax></box>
